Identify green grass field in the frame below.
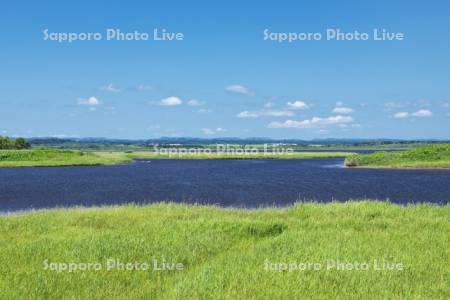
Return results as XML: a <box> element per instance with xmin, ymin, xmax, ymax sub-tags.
<box><xmin>0</xmin><ymin>149</ymin><xmax>131</xmax><ymax>167</ymax></box>
<box><xmin>126</xmin><ymin>151</ymin><xmax>354</xmax><ymax>160</ymax></box>
<box><xmin>1</xmin><ymin>202</ymin><xmax>448</xmax><ymax>299</ymax></box>
<box><xmin>0</xmin><ymin>149</ymin><xmax>354</xmax><ymax>167</ymax></box>
<box><xmin>345</xmin><ymin>144</ymin><xmax>450</xmax><ymax>168</ymax></box>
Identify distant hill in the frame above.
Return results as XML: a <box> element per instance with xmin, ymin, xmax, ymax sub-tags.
<box><xmin>28</xmin><ymin>137</ymin><xmax>450</xmax><ymax>147</ymax></box>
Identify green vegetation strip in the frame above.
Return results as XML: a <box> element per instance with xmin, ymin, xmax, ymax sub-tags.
<box><xmin>0</xmin><ymin>149</ymin><xmax>353</xmax><ymax>167</ymax></box>
<box><xmin>0</xmin><ymin>149</ymin><xmax>131</xmax><ymax>167</ymax></box>
<box><xmin>345</xmin><ymin>144</ymin><xmax>450</xmax><ymax>168</ymax></box>
<box><xmin>126</xmin><ymin>151</ymin><xmax>354</xmax><ymax>160</ymax></box>
<box><xmin>0</xmin><ymin>202</ymin><xmax>448</xmax><ymax>298</ymax></box>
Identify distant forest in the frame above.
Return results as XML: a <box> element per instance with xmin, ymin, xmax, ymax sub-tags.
<box><xmin>0</xmin><ymin>136</ymin><xmax>31</xmax><ymax>149</ymax></box>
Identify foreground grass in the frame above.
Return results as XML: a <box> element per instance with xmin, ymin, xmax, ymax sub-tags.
<box><xmin>345</xmin><ymin>144</ymin><xmax>450</xmax><ymax>168</ymax></box>
<box><xmin>126</xmin><ymin>151</ymin><xmax>354</xmax><ymax>160</ymax></box>
<box><xmin>0</xmin><ymin>149</ymin><xmax>131</xmax><ymax>167</ymax></box>
<box><xmin>0</xmin><ymin>202</ymin><xmax>448</xmax><ymax>299</ymax></box>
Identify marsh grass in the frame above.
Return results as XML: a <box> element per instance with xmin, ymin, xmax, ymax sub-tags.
<box><xmin>345</xmin><ymin>144</ymin><xmax>450</xmax><ymax>168</ymax></box>
<box><xmin>0</xmin><ymin>149</ymin><xmax>353</xmax><ymax>167</ymax></box>
<box><xmin>126</xmin><ymin>151</ymin><xmax>354</xmax><ymax>160</ymax></box>
<box><xmin>0</xmin><ymin>201</ymin><xmax>448</xmax><ymax>299</ymax></box>
<box><xmin>0</xmin><ymin>149</ymin><xmax>131</xmax><ymax>167</ymax></box>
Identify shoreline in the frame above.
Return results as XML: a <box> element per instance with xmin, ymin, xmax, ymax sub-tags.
<box><xmin>2</xmin><ymin>199</ymin><xmax>449</xmax><ymax>216</ymax></box>
<box><xmin>0</xmin><ymin>151</ymin><xmax>354</xmax><ymax>167</ymax></box>
<box><xmin>346</xmin><ymin>164</ymin><xmax>450</xmax><ymax>170</ymax></box>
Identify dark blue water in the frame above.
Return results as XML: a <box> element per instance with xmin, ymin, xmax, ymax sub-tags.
<box><xmin>1</xmin><ymin>159</ymin><xmax>449</xmax><ymax>212</ymax></box>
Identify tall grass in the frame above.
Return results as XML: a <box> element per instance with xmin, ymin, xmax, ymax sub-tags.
<box><xmin>345</xmin><ymin>144</ymin><xmax>450</xmax><ymax>168</ymax></box>
<box><xmin>0</xmin><ymin>201</ymin><xmax>448</xmax><ymax>299</ymax></box>
<box><xmin>0</xmin><ymin>149</ymin><xmax>131</xmax><ymax>167</ymax></box>
<box><xmin>126</xmin><ymin>151</ymin><xmax>354</xmax><ymax>160</ymax></box>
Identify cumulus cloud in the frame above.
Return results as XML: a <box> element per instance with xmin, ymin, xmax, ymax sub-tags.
<box><xmin>267</xmin><ymin>115</ymin><xmax>354</xmax><ymax>129</ymax></box>
<box><xmin>237</xmin><ymin>110</ymin><xmax>294</xmax><ymax>118</ymax></box>
<box><xmin>265</xmin><ymin>110</ymin><xmax>295</xmax><ymax>117</ymax></box>
<box><xmin>393</xmin><ymin>109</ymin><xmax>432</xmax><ymax>118</ymax></box>
<box><xmin>286</xmin><ymin>100</ymin><xmax>309</xmax><ymax>110</ymax></box>
<box><xmin>332</xmin><ymin>106</ymin><xmax>354</xmax><ymax>114</ymax></box>
<box><xmin>384</xmin><ymin>102</ymin><xmax>405</xmax><ymax>109</ymax></box>
<box><xmin>202</xmin><ymin>128</ymin><xmax>215</xmax><ymax>135</ymax></box>
<box><xmin>100</xmin><ymin>83</ymin><xmax>120</xmax><ymax>93</ymax></box>
<box><xmin>412</xmin><ymin>109</ymin><xmax>433</xmax><ymax>117</ymax></box>
<box><xmin>225</xmin><ymin>84</ymin><xmax>254</xmax><ymax>96</ymax></box>
<box><xmin>136</xmin><ymin>84</ymin><xmax>152</xmax><ymax>91</ymax></box>
<box><xmin>77</xmin><ymin>96</ymin><xmax>101</xmax><ymax>106</ymax></box>
<box><xmin>393</xmin><ymin>112</ymin><xmax>410</xmax><ymax>119</ymax></box>
<box><xmin>147</xmin><ymin>125</ymin><xmax>161</xmax><ymax>131</ymax></box>
<box><xmin>159</xmin><ymin>96</ymin><xmax>182</xmax><ymax>106</ymax></box>
<box><xmin>332</xmin><ymin>102</ymin><xmax>354</xmax><ymax>114</ymax></box>
<box><xmin>202</xmin><ymin>127</ymin><xmax>227</xmax><ymax>135</ymax></box>
<box><xmin>237</xmin><ymin>111</ymin><xmax>259</xmax><ymax>118</ymax></box>
<box><xmin>187</xmin><ymin>99</ymin><xmax>204</xmax><ymax>106</ymax></box>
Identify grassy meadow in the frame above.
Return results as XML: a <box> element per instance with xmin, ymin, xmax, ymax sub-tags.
<box><xmin>0</xmin><ymin>149</ymin><xmax>131</xmax><ymax>167</ymax></box>
<box><xmin>345</xmin><ymin>144</ymin><xmax>450</xmax><ymax>168</ymax></box>
<box><xmin>125</xmin><ymin>151</ymin><xmax>354</xmax><ymax>160</ymax></box>
<box><xmin>0</xmin><ymin>148</ymin><xmax>354</xmax><ymax>167</ymax></box>
<box><xmin>0</xmin><ymin>201</ymin><xmax>449</xmax><ymax>299</ymax></box>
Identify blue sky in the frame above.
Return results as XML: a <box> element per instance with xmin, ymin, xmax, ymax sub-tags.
<box><xmin>1</xmin><ymin>0</ymin><xmax>450</xmax><ymax>139</ymax></box>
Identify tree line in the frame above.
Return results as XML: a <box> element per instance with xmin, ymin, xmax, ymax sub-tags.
<box><xmin>0</xmin><ymin>136</ymin><xmax>31</xmax><ymax>149</ymax></box>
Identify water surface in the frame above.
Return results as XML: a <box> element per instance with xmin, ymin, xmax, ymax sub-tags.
<box><xmin>1</xmin><ymin>159</ymin><xmax>449</xmax><ymax>212</ymax></box>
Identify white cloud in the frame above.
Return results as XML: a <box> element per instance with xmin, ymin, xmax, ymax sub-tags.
<box><xmin>393</xmin><ymin>112</ymin><xmax>409</xmax><ymax>118</ymax></box>
<box><xmin>225</xmin><ymin>84</ymin><xmax>254</xmax><ymax>96</ymax></box>
<box><xmin>198</xmin><ymin>108</ymin><xmax>212</xmax><ymax>113</ymax></box>
<box><xmin>50</xmin><ymin>134</ymin><xmax>80</xmax><ymax>139</ymax></box>
<box><xmin>384</xmin><ymin>102</ymin><xmax>405</xmax><ymax>109</ymax></box>
<box><xmin>265</xmin><ymin>110</ymin><xmax>295</xmax><ymax>117</ymax></box>
<box><xmin>202</xmin><ymin>127</ymin><xmax>227</xmax><ymax>135</ymax></box>
<box><xmin>237</xmin><ymin>110</ymin><xmax>294</xmax><ymax>118</ymax></box>
<box><xmin>264</xmin><ymin>102</ymin><xmax>275</xmax><ymax>108</ymax></box>
<box><xmin>147</xmin><ymin>125</ymin><xmax>161</xmax><ymax>131</ymax></box>
<box><xmin>268</xmin><ymin>115</ymin><xmax>354</xmax><ymax>129</ymax></box>
<box><xmin>187</xmin><ymin>99</ymin><xmax>204</xmax><ymax>106</ymax></box>
<box><xmin>159</xmin><ymin>96</ymin><xmax>182</xmax><ymax>106</ymax></box>
<box><xmin>202</xmin><ymin>128</ymin><xmax>215</xmax><ymax>135</ymax></box>
<box><xmin>332</xmin><ymin>106</ymin><xmax>354</xmax><ymax>114</ymax></box>
<box><xmin>103</xmin><ymin>106</ymin><xmax>116</xmax><ymax>115</ymax></box>
<box><xmin>78</xmin><ymin>96</ymin><xmax>101</xmax><ymax>106</ymax></box>
<box><xmin>100</xmin><ymin>83</ymin><xmax>120</xmax><ymax>93</ymax></box>
<box><xmin>336</xmin><ymin>101</ymin><xmax>344</xmax><ymax>107</ymax></box>
<box><xmin>393</xmin><ymin>109</ymin><xmax>432</xmax><ymax>118</ymax></box>
<box><xmin>286</xmin><ymin>100</ymin><xmax>309</xmax><ymax>110</ymax></box>
<box><xmin>317</xmin><ymin>129</ymin><xmax>329</xmax><ymax>134</ymax></box>
<box><xmin>415</xmin><ymin>99</ymin><xmax>431</xmax><ymax>107</ymax></box>
<box><xmin>237</xmin><ymin>111</ymin><xmax>259</xmax><ymax>118</ymax></box>
<box><xmin>137</xmin><ymin>84</ymin><xmax>152</xmax><ymax>91</ymax></box>
<box><xmin>412</xmin><ymin>109</ymin><xmax>432</xmax><ymax>117</ymax></box>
